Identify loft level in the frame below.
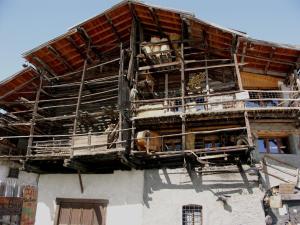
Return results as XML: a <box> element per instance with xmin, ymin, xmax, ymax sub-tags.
<box><xmin>133</xmin><ymin>90</ymin><xmax>300</xmax><ymax>120</ymax></box>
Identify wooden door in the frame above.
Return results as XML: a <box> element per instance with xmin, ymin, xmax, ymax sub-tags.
<box><xmin>56</xmin><ymin>199</ymin><xmax>107</xmax><ymax>225</ymax></box>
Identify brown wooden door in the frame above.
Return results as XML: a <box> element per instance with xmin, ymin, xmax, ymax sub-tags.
<box><xmin>56</xmin><ymin>200</ymin><xmax>106</xmax><ymax>225</ymax></box>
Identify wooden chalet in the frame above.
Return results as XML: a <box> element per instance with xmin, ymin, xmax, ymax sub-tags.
<box><xmin>0</xmin><ymin>0</ymin><xmax>300</xmax><ymax>174</ymax></box>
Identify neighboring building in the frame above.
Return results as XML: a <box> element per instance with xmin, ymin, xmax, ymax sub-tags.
<box><xmin>0</xmin><ymin>1</ymin><xmax>300</xmax><ymax>225</ymax></box>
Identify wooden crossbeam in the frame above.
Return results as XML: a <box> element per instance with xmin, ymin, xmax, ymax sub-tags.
<box><xmin>105</xmin><ymin>14</ymin><xmax>122</xmax><ymax>43</ymax></box>
<box><xmin>0</xmin><ymin>76</ymin><xmax>37</xmax><ymax>100</ymax></box>
<box><xmin>77</xmin><ymin>27</ymin><xmax>102</xmax><ymax>59</ymax></box>
<box><xmin>264</xmin><ymin>47</ymin><xmax>276</xmax><ymax>74</ymax></box>
<box><xmin>67</xmin><ymin>36</ymin><xmax>92</xmax><ymax>64</ymax></box>
<box><xmin>33</xmin><ymin>56</ymin><xmax>59</xmax><ymax>80</ymax></box>
<box><xmin>128</xmin><ymin>2</ymin><xmax>139</xmax><ymax>23</ymax></box>
<box><xmin>47</xmin><ymin>45</ymin><xmax>74</xmax><ymax>71</ymax></box>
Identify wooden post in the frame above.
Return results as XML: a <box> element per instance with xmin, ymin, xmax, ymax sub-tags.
<box><xmin>233</xmin><ymin>53</ymin><xmax>243</xmax><ymax>91</ymax></box>
<box><xmin>131</xmin><ymin>120</ymin><xmax>135</xmax><ymax>151</ymax></box>
<box><xmin>244</xmin><ymin>111</ymin><xmax>254</xmax><ymax>147</ymax></box>
<box><xmin>181</xmin><ymin>42</ymin><xmax>186</xmax><ymax>151</ymax></box>
<box><xmin>71</xmin><ymin>42</ymin><xmax>90</xmax><ymax>156</ymax></box>
<box><xmin>27</xmin><ymin>75</ymin><xmax>43</xmax><ymax>156</ymax></box>
<box><xmin>118</xmin><ymin>43</ymin><xmax>124</xmax><ymax>148</ymax></box>
<box><xmin>205</xmin><ymin>55</ymin><xmax>209</xmax><ymax>94</ymax></box>
<box><xmin>77</xmin><ymin>170</ymin><xmax>84</xmax><ymax>193</ymax></box>
<box><xmin>164</xmin><ymin>73</ymin><xmax>168</xmax><ymax>111</ymax></box>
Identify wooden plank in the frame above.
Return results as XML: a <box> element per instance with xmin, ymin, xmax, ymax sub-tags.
<box><xmin>184</xmin><ymin>62</ymin><xmax>247</xmax><ymax>72</ymax></box>
<box><xmin>233</xmin><ymin>53</ymin><xmax>244</xmax><ymax>91</ymax></box>
<box><xmin>139</xmin><ymin>61</ymin><xmax>180</xmax><ymax>71</ymax></box>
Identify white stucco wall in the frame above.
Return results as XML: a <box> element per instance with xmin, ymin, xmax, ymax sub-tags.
<box><xmin>0</xmin><ymin>161</ymin><xmax>38</xmax><ymax>185</ymax></box>
<box><xmin>142</xmin><ymin>168</ymin><xmax>265</xmax><ymax>225</ymax></box>
<box><xmin>35</xmin><ymin>170</ymin><xmax>144</xmax><ymax>225</ymax></box>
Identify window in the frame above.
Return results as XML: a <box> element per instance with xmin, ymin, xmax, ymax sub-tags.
<box><xmin>258</xmin><ymin>137</ymin><xmax>290</xmax><ymax>154</ymax></box>
<box><xmin>182</xmin><ymin>205</ymin><xmax>202</xmax><ymax>225</ymax></box>
<box><xmin>7</xmin><ymin>168</ymin><xmax>19</xmax><ymax>178</ymax></box>
<box><xmin>55</xmin><ymin>198</ymin><xmax>108</xmax><ymax>225</ymax></box>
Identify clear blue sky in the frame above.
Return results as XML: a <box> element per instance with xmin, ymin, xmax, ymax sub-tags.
<box><xmin>0</xmin><ymin>0</ymin><xmax>299</xmax><ymax>80</ymax></box>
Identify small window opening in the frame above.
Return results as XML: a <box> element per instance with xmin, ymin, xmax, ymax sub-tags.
<box><xmin>182</xmin><ymin>204</ymin><xmax>202</xmax><ymax>225</ymax></box>
<box><xmin>258</xmin><ymin>137</ymin><xmax>290</xmax><ymax>154</ymax></box>
<box><xmin>7</xmin><ymin>168</ymin><xmax>19</xmax><ymax>178</ymax></box>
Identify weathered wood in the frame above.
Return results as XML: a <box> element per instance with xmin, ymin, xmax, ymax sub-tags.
<box><xmin>71</xmin><ymin>42</ymin><xmax>90</xmax><ymax>156</ymax></box>
<box><xmin>118</xmin><ymin>45</ymin><xmax>124</xmax><ymax>148</ymax></box>
<box><xmin>78</xmin><ymin>170</ymin><xmax>84</xmax><ymax>193</ymax></box>
<box><xmin>0</xmin><ymin>76</ymin><xmax>37</xmax><ymax>100</ymax></box>
<box><xmin>264</xmin><ymin>47</ymin><xmax>276</xmax><ymax>74</ymax></box>
<box><xmin>27</xmin><ymin>75</ymin><xmax>43</xmax><ymax>156</ymax></box>
<box><xmin>237</xmin><ymin>53</ymin><xmax>294</xmax><ymax>66</ymax></box>
<box><xmin>233</xmin><ymin>54</ymin><xmax>244</xmax><ymax>91</ymax></box>
<box><xmin>181</xmin><ymin>42</ymin><xmax>186</xmax><ymax>151</ymax></box>
<box><xmin>33</xmin><ymin>56</ymin><xmax>59</xmax><ymax>80</ymax></box>
<box><xmin>77</xmin><ymin>27</ymin><xmax>102</xmax><ymax>59</ymax></box>
<box><xmin>184</xmin><ymin>62</ymin><xmax>247</xmax><ymax>72</ymax></box>
<box><xmin>205</xmin><ymin>56</ymin><xmax>209</xmax><ymax>94</ymax></box>
<box><xmin>47</xmin><ymin>45</ymin><xmax>74</xmax><ymax>71</ymax></box>
<box><xmin>67</xmin><ymin>36</ymin><xmax>92</xmax><ymax>64</ymax></box>
<box><xmin>105</xmin><ymin>14</ymin><xmax>122</xmax><ymax>43</ymax></box>
<box><xmin>244</xmin><ymin>111</ymin><xmax>253</xmax><ymax>147</ymax></box>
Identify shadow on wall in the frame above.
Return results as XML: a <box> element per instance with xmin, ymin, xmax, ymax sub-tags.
<box><xmin>143</xmin><ymin>165</ymin><xmax>258</xmax><ymax>210</ymax></box>
<box><xmin>36</xmin><ymin>170</ymin><xmax>144</xmax><ymax>224</ymax></box>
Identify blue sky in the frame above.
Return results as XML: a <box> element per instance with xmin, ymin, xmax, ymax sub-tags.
<box><xmin>0</xmin><ymin>0</ymin><xmax>299</xmax><ymax>80</ymax></box>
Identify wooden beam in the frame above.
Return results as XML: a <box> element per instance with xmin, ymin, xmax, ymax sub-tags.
<box><xmin>139</xmin><ymin>61</ymin><xmax>180</xmax><ymax>71</ymax></box>
<box><xmin>71</xmin><ymin>42</ymin><xmax>90</xmax><ymax>157</ymax></box>
<box><xmin>78</xmin><ymin>170</ymin><xmax>84</xmax><ymax>193</ymax></box>
<box><xmin>240</xmin><ymin>42</ymin><xmax>247</xmax><ymax>72</ymax></box>
<box><xmin>205</xmin><ymin>55</ymin><xmax>209</xmax><ymax>94</ymax></box>
<box><xmin>63</xmin><ymin>159</ymin><xmax>89</xmax><ymax>172</ymax></box>
<box><xmin>27</xmin><ymin>75</ymin><xmax>43</xmax><ymax>156</ymax></box>
<box><xmin>233</xmin><ymin>53</ymin><xmax>243</xmax><ymax>91</ymax></box>
<box><xmin>128</xmin><ymin>2</ymin><xmax>139</xmax><ymax>23</ymax></box>
<box><xmin>264</xmin><ymin>47</ymin><xmax>276</xmax><ymax>74</ymax></box>
<box><xmin>181</xmin><ymin>42</ymin><xmax>186</xmax><ymax>151</ymax></box>
<box><xmin>77</xmin><ymin>27</ymin><xmax>102</xmax><ymax>59</ymax></box>
<box><xmin>237</xmin><ymin>53</ymin><xmax>294</xmax><ymax>66</ymax></box>
<box><xmin>118</xmin><ymin>45</ymin><xmax>124</xmax><ymax>149</ymax></box>
<box><xmin>33</xmin><ymin>56</ymin><xmax>59</xmax><ymax>80</ymax></box>
<box><xmin>0</xmin><ymin>76</ymin><xmax>37</xmax><ymax>100</ymax></box>
<box><xmin>244</xmin><ymin>111</ymin><xmax>253</xmax><ymax>147</ymax></box>
<box><xmin>67</xmin><ymin>36</ymin><xmax>92</xmax><ymax>64</ymax></box>
<box><xmin>184</xmin><ymin>62</ymin><xmax>247</xmax><ymax>72</ymax></box>
<box><xmin>105</xmin><ymin>14</ymin><xmax>122</xmax><ymax>43</ymax></box>
<box><xmin>47</xmin><ymin>45</ymin><xmax>74</xmax><ymax>71</ymax></box>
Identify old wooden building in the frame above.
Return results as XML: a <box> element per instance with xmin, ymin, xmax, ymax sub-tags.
<box><xmin>0</xmin><ymin>1</ymin><xmax>300</xmax><ymax>225</ymax></box>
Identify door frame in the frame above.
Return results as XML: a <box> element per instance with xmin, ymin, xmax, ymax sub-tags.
<box><xmin>54</xmin><ymin>198</ymin><xmax>108</xmax><ymax>225</ymax></box>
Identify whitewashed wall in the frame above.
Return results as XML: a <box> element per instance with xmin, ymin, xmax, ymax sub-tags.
<box><xmin>0</xmin><ymin>161</ymin><xmax>37</xmax><ymax>185</ymax></box>
<box><xmin>35</xmin><ymin>170</ymin><xmax>144</xmax><ymax>225</ymax></box>
<box><xmin>142</xmin><ymin>168</ymin><xmax>265</xmax><ymax>225</ymax></box>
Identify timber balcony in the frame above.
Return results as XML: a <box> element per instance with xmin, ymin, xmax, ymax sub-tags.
<box><xmin>133</xmin><ymin>90</ymin><xmax>300</xmax><ymax>121</ymax></box>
